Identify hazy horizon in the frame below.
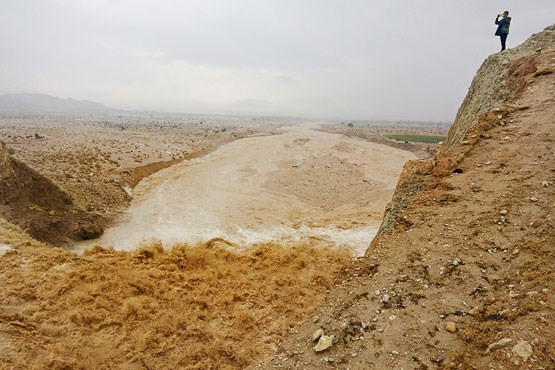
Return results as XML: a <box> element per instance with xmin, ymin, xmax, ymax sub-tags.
<box><xmin>1</xmin><ymin>1</ymin><xmax>554</xmax><ymax>121</ymax></box>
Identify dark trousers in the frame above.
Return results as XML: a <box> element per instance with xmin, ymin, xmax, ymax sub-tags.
<box><xmin>500</xmin><ymin>33</ymin><xmax>508</xmax><ymax>51</ymax></box>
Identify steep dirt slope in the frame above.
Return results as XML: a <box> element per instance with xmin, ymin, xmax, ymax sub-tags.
<box><xmin>252</xmin><ymin>27</ymin><xmax>554</xmax><ymax>369</ymax></box>
<box><xmin>0</xmin><ymin>141</ymin><xmax>102</xmax><ymax>245</ymax></box>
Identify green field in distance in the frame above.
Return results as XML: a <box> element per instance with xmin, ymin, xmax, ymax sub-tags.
<box><xmin>384</xmin><ymin>134</ymin><xmax>446</xmax><ymax>143</ymax></box>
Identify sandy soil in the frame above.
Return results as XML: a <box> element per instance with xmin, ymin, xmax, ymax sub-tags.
<box><xmin>77</xmin><ymin>124</ymin><xmax>415</xmax><ymax>255</ymax></box>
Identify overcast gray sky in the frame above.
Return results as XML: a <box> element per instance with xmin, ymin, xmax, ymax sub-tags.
<box><xmin>1</xmin><ymin>1</ymin><xmax>554</xmax><ymax>121</ymax></box>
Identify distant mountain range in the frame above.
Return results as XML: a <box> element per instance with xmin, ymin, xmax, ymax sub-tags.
<box><xmin>0</xmin><ymin>93</ymin><xmax>114</xmax><ymax>114</ymax></box>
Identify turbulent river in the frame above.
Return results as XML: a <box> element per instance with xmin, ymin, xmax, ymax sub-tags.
<box><xmin>76</xmin><ymin>124</ymin><xmax>415</xmax><ymax>256</ymax></box>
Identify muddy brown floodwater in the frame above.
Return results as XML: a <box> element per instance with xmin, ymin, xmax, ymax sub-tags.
<box><xmin>77</xmin><ymin>124</ymin><xmax>415</xmax><ymax>255</ymax></box>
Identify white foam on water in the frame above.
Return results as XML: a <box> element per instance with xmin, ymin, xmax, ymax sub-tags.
<box><xmin>0</xmin><ymin>244</ymin><xmax>13</xmax><ymax>257</ymax></box>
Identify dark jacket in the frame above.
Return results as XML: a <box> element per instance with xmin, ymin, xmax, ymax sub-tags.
<box><xmin>495</xmin><ymin>16</ymin><xmax>511</xmax><ymax>36</ymax></box>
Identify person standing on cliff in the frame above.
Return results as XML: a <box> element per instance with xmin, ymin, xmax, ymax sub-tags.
<box><xmin>495</xmin><ymin>11</ymin><xmax>511</xmax><ymax>51</ymax></box>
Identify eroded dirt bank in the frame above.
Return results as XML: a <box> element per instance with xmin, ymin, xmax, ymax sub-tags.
<box><xmin>78</xmin><ymin>125</ymin><xmax>415</xmax><ymax>255</ymax></box>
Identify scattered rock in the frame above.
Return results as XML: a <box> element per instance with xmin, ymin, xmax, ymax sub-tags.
<box><xmin>445</xmin><ymin>321</ymin><xmax>457</xmax><ymax>333</ymax></box>
<box><xmin>381</xmin><ymin>293</ymin><xmax>390</xmax><ymax>304</ymax></box>
<box><xmin>530</xmin><ymin>196</ymin><xmax>538</xmax><ymax>202</ymax></box>
<box><xmin>312</xmin><ymin>328</ymin><xmax>324</xmax><ymax>343</ymax></box>
<box><xmin>541</xmin><ymin>180</ymin><xmax>550</xmax><ymax>187</ymax></box>
<box><xmin>314</xmin><ymin>335</ymin><xmax>334</xmax><ymax>353</ymax></box>
<box><xmin>511</xmin><ymin>340</ymin><xmax>533</xmax><ymax>361</ymax></box>
<box><xmin>74</xmin><ymin>223</ymin><xmax>104</xmax><ymax>240</ymax></box>
<box><xmin>468</xmin><ymin>306</ymin><xmax>480</xmax><ymax>315</ymax></box>
<box><xmin>534</xmin><ymin>65</ymin><xmax>554</xmax><ymax>76</ymax></box>
<box><xmin>486</xmin><ymin>338</ymin><xmax>512</xmax><ymax>353</ymax></box>
<box><xmin>499</xmin><ymin>209</ymin><xmax>508</xmax><ymax>215</ymax></box>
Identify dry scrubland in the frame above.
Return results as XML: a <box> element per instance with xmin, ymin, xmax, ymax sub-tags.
<box><xmin>1</xmin><ymin>25</ymin><xmax>554</xmax><ymax>370</ymax></box>
<box><xmin>0</xmin><ymin>115</ymin><xmax>278</xmax><ymax>216</ymax></box>
<box><xmin>0</xmin><ymin>116</ymin><xmax>281</xmax><ymax>245</ymax></box>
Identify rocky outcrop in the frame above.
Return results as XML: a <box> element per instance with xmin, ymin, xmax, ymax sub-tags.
<box><xmin>371</xmin><ymin>24</ymin><xmax>555</xmax><ymax>243</ymax></box>
<box><xmin>0</xmin><ymin>141</ymin><xmax>103</xmax><ymax>245</ymax></box>
<box><xmin>443</xmin><ymin>24</ymin><xmax>555</xmax><ymax>154</ymax></box>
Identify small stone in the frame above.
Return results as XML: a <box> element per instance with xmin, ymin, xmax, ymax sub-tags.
<box><xmin>541</xmin><ymin>181</ymin><xmax>549</xmax><ymax>187</ymax></box>
<box><xmin>445</xmin><ymin>321</ymin><xmax>457</xmax><ymax>333</ymax></box>
<box><xmin>321</xmin><ymin>356</ymin><xmax>334</xmax><ymax>364</ymax></box>
<box><xmin>314</xmin><ymin>335</ymin><xmax>334</xmax><ymax>353</ymax></box>
<box><xmin>381</xmin><ymin>294</ymin><xmax>390</xmax><ymax>304</ymax></box>
<box><xmin>486</xmin><ymin>338</ymin><xmax>512</xmax><ymax>353</ymax></box>
<box><xmin>512</xmin><ymin>340</ymin><xmax>533</xmax><ymax>361</ymax></box>
<box><xmin>452</xmin><ymin>258</ymin><xmax>462</xmax><ymax>266</ymax></box>
<box><xmin>373</xmin><ymin>290</ymin><xmax>381</xmax><ymax>296</ymax></box>
<box><xmin>499</xmin><ymin>209</ymin><xmax>508</xmax><ymax>215</ymax></box>
<box><xmin>530</xmin><ymin>197</ymin><xmax>538</xmax><ymax>202</ymax></box>
<box><xmin>312</xmin><ymin>328</ymin><xmax>324</xmax><ymax>342</ymax></box>
<box><xmin>48</xmin><ymin>210</ymin><xmax>56</xmax><ymax>216</ymax></box>
<box><xmin>468</xmin><ymin>307</ymin><xmax>480</xmax><ymax>315</ymax></box>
